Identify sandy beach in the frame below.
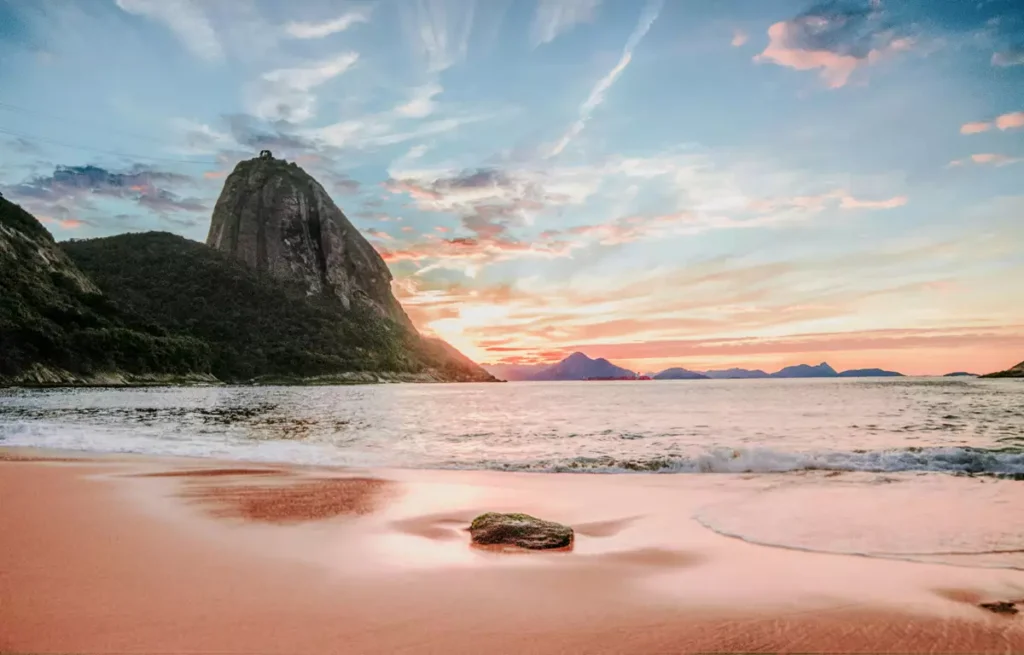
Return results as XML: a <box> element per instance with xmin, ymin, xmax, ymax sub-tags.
<box><xmin>2</xmin><ymin>447</ymin><xmax>1023</xmax><ymax>654</ymax></box>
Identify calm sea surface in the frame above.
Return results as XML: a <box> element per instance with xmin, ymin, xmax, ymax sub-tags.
<box><xmin>1</xmin><ymin>377</ymin><xmax>1022</xmax><ymax>475</ymax></box>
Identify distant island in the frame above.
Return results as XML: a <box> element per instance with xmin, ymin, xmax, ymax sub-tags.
<box><xmin>943</xmin><ymin>372</ymin><xmax>977</xmax><ymax>377</ymax></box>
<box><xmin>484</xmin><ymin>355</ymin><xmax>914</xmax><ymax>381</ymax></box>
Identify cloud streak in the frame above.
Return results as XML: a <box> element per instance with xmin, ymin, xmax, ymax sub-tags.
<box><xmin>285</xmin><ymin>8</ymin><xmax>371</xmax><ymax>39</ymax></box>
<box><xmin>531</xmin><ymin>0</ymin><xmax>601</xmax><ymax>47</ymax></box>
<box><xmin>250</xmin><ymin>53</ymin><xmax>359</xmax><ymax>123</ymax></box>
<box><xmin>115</xmin><ymin>0</ymin><xmax>223</xmax><ymax>62</ymax></box>
<box><xmin>547</xmin><ymin>0</ymin><xmax>663</xmax><ymax>157</ymax></box>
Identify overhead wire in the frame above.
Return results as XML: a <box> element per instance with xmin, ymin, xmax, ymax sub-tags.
<box><xmin>0</xmin><ymin>99</ymin><xmax>223</xmax><ymax>165</ymax></box>
<box><xmin>0</xmin><ymin>127</ymin><xmax>220</xmax><ymax>165</ymax></box>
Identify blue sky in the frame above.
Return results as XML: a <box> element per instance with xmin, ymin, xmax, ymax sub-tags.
<box><xmin>2</xmin><ymin>0</ymin><xmax>1023</xmax><ymax>374</ymax></box>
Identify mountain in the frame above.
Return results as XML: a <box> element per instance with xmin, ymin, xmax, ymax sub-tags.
<box><xmin>0</xmin><ymin>196</ymin><xmax>212</xmax><ymax>385</ymax></box>
<box><xmin>770</xmin><ymin>362</ymin><xmax>838</xmax><ymax>378</ymax></box>
<box><xmin>980</xmin><ymin>360</ymin><xmax>1024</xmax><ymax>378</ymax></box>
<box><xmin>529</xmin><ymin>352</ymin><xmax>636</xmax><ymax>381</ymax></box>
<box><xmin>207</xmin><ymin>152</ymin><xmax>411</xmax><ymax>327</ymax></box>
<box><xmin>1</xmin><ymin>156</ymin><xmax>496</xmax><ymax>386</ymax></box>
<box><xmin>481</xmin><ymin>363</ymin><xmax>549</xmax><ymax>381</ymax></box>
<box><xmin>703</xmin><ymin>368</ymin><xmax>769</xmax><ymax>379</ymax></box>
<box><xmin>653</xmin><ymin>367</ymin><xmax>709</xmax><ymax>380</ymax></box>
<box><xmin>837</xmin><ymin>368</ymin><xmax>903</xmax><ymax>377</ymax></box>
<box><xmin>943</xmin><ymin>371</ymin><xmax>977</xmax><ymax>377</ymax></box>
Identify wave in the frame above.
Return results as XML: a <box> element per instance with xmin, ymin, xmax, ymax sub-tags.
<box><xmin>2</xmin><ymin>421</ymin><xmax>1023</xmax><ymax>476</ymax></box>
<box><xmin>460</xmin><ymin>446</ymin><xmax>1024</xmax><ymax>475</ymax></box>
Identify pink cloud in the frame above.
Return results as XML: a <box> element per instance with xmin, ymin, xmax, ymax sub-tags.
<box><xmin>755</xmin><ymin>20</ymin><xmax>911</xmax><ymax>89</ymax></box>
<box><xmin>995</xmin><ymin>111</ymin><xmax>1024</xmax><ymax>131</ymax></box>
<box><xmin>731</xmin><ymin>29</ymin><xmax>748</xmax><ymax>47</ymax></box>
<box><xmin>960</xmin><ymin>121</ymin><xmax>992</xmax><ymax>135</ymax></box>
<box><xmin>959</xmin><ymin>111</ymin><xmax>1024</xmax><ymax>135</ymax></box>
<box><xmin>950</xmin><ymin>153</ymin><xmax>1022</xmax><ymax>167</ymax></box>
<box><xmin>839</xmin><ymin>195</ymin><xmax>907</xmax><ymax>210</ymax></box>
<box><xmin>37</xmin><ymin>216</ymin><xmax>83</xmax><ymax>229</ymax></box>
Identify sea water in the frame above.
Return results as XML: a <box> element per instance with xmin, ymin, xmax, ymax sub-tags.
<box><xmin>1</xmin><ymin>377</ymin><xmax>1021</xmax><ymax>475</ymax></box>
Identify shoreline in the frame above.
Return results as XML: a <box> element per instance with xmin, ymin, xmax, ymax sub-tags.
<box><xmin>2</xmin><ymin>446</ymin><xmax>1024</xmax><ymax>653</ymax></box>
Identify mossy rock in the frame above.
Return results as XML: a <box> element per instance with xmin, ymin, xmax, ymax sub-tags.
<box><xmin>469</xmin><ymin>512</ymin><xmax>573</xmax><ymax>550</ymax></box>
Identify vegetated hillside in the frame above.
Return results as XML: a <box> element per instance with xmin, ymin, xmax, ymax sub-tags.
<box><xmin>63</xmin><ymin>231</ymin><xmax>494</xmax><ymax>383</ymax></box>
<box><xmin>0</xmin><ymin>197</ymin><xmax>211</xmax><ymax>385</ymax></box>
<box><xmin>980</xmin><ymin>360</ymin><xmax>1024</xmax><ymax>378</ymax></box>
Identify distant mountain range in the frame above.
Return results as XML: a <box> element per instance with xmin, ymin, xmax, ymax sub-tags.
<box><xmin>483</xmin><ymin>355</ymin><xmax>910</xmax><ymax>381</ymax></box>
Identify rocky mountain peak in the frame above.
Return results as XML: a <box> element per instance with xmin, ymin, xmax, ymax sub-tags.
<box><xmin>206</xmin><ymin>154</ymin><xmax>411</xmax><ymax>327</ymax></box>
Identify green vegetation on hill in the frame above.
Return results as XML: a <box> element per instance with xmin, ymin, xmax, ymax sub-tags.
<box><xmin>63</xmin><ymin>231</ymin><xmax>492</xmax><ymax>382</ymax></box>
<box><xmin>0</xmin><ymin>197</ymin><xmax>211</xmax><ymax>383</ymax></box>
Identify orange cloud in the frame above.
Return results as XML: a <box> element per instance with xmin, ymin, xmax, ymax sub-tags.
<box><xmin>995</xmin><ymin>111</ymin><xmax>1024</xmax><ymax>131</ymax></box>
<box><xmin>203</xmin><ymin>170</ymin><xmax>227</xmax><ymax>179</ymax></box>
<box><xmin>959</xmin><ymin>110</ymin><xmax>1024</xmax><ymax>135</ymax></box>
<box><xmin>960</xmin><ymin>121</ymin><xmax>991</xmax><ymax>135</ymax></box>
<box><xmin>37</xmin><ymin>216</ymin><xmax>83</xmax><ymax>229</ymax></box>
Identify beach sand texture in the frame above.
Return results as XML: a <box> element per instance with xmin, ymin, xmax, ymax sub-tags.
<box><xmin>2</xmin><ymin>449</ymin><xmax>1023</xmax><ymax>654</ymax></box>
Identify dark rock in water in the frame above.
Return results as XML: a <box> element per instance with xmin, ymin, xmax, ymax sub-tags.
<box><xmin>469</xmin><ymin>512</ymin><xmax>573</xmax><ymax>549</ymax></box>
<box><xmin>979</xmin><ymin>601</ymin><xmax>1018</xmax><ymax>615</ymax></box>
<box><xmin>207</xmin><ymin>154</ymin><xmax>411</xmax><ymax>326</ymax></box>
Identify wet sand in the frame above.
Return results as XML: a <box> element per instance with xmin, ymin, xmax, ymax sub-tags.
<box><xmin>2</xmin><ymin>447</ymin><xmax>1023</xmax><ymax>654</ymax></box>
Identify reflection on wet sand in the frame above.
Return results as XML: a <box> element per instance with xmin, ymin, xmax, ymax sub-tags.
<box><xmin>3</xmin><ymin>450</ymin><xmax>1024</xmax><ymax>654</ymax></box>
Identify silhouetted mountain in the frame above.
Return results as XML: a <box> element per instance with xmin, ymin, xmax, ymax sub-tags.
<box><xmin>838</xmin><ymin>368</ymin><xmax>903</xmax><ymax>377</ymax></box>
<box><xmin>703</xmin><ymin>368</ymin><xmax>769</xmax><ymax>379</ymax></box>
<box><xmin>653</xmin><ymin>367</ymin><xmax>709</xmax><ymax>380</ymax></box>
<box><xmin>530</xmin><ymin>352</ymin><xmax>636</xmax><ymax>381</ymax></box>
<box><xmin>770</xmin><ymin>362</ymin><xmax>838</xmax><ymax>378</ymax></box>
<box><xmin>481</xmin><ymin>362</ymin><xmax>549</xmax><ymax>381</ymax></box>
<box><xmin>943</xmin><ymin>371</ymin><xmax>977</xmax><ymax>377</ymax></box>
<box><xmin>980</xmin><ymin>360</ymin><xmax>1024</xmax><ymax>378</ymax></box>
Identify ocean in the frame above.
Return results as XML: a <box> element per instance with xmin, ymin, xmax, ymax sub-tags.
<box><xmin>1</xmin><ymin>377</ymin><xmax>1022</xmax><ymax>475</ymax></box>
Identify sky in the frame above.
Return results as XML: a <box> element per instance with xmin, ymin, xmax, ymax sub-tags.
<box><xmin>1</xmin><ymin>0</ymin><xmax>1023</xmax><ymax>376</ymax></box>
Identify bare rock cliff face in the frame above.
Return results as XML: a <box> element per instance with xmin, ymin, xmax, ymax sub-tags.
<box><xmin>207</xmin><ymin>154</ymin><xmax>411</xmax><ymax>326</ymax></box>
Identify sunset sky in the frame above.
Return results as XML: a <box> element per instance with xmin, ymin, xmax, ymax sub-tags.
<box><xmin>2</xmin><ymin>0</ymin><xmax>1023</xmax><ymax>375</ymax></box>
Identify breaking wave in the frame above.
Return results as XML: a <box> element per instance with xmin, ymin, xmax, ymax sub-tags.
<box><xmin>456</xmin><ymin>446</ymin><xmax>1024</xmax><ymax>476</ymax></box>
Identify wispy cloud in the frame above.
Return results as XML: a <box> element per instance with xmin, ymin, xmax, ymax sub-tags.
<box><xmin>755</xmin><ymin>1</ymin><xmax>913</xmax><ymax>88</ymax></box>
<box><xmin>547</xmin><ymin>0</ymin><xmax>663</xmax><ymax>157</ymax></box>
<box><xmin>250</xmin><ymin>53</ymin><xmax>359</xmax><ymax>122</ymax></box>
<box><xmin>396</xmin><ymin>82</ymin><xmax>444</xmax><ymax>118</ymax></box>
<box><xmin>115</xmin><ymin>0</ymin><xmax>223</xmax><ymax>62</ymax></box>
<box><xmin>531</xmin><ymin>0</ymin><xmax>601</xmax><ymax>47</ymax></box>
<box><xmin>949</xmin><ymin>153</ymin><xmax>1022</xmax><ymax>167</ymax></box>
<box><xmin>285</xmin><ymin>8</ymin><xmax>372</xmax><ymax>39</ymax></box>
<box><xmin>960</xmin><ymin>110</ymin><xmax>1024</xmax><ymax>134</ymax></box>
<box><xmin>992</xmin><ymin>46</ymin><xmax>1024</xmax><ymax>67</ymax></box>
<box><xmin>731</xmin><ymin>28</ymin><xmax>749</xmax><ymax>47</ymax></box>
<box><xmin>400</xmin><ymin>0</ymin><xmax>477</xmax><ymax>72</ymax></box>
